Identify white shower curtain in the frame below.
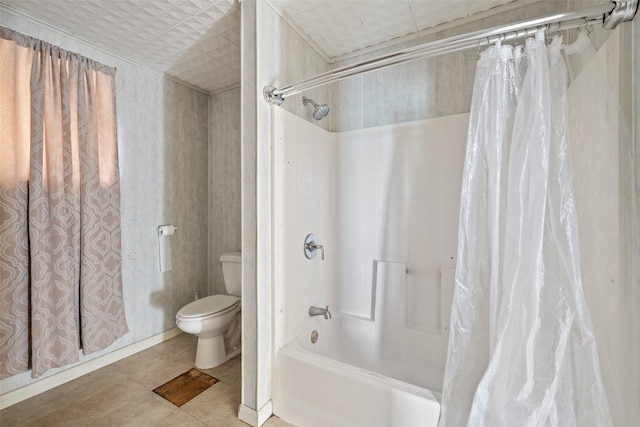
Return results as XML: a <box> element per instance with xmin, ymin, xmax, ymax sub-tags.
<box><xmin>440</xmin><ymin>31</ymin><xmax>611</xmax><ymax>426</ymax></box>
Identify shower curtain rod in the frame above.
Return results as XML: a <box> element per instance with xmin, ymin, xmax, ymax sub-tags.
<box><xmin>264</xmin><ymin>0</ymin><xmax>638</xmax><ymax>105</ymax></box>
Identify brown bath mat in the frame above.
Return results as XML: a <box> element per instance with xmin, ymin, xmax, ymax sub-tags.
<box><xmin>153</xmin><ymin>368</ymin><xmax>218</xmax><ymax>407</ymax></box>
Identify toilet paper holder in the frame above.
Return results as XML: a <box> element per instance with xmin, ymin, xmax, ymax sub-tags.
<box><xmin>157</xmin><ymin>224</ymin><xmax>178</xmax><ymax>235</ymax></box>
<box><xmin>157</xmin><ymin>224</ymin><xmax>178</xmax><ymax>272</ymax></box>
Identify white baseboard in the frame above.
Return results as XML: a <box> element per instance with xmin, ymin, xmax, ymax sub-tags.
<box><xmin>238</xmin><ymin>400</ymin><xmax>273</xmax><ymax>426</ymax></box>
<box><xmin>0</xmin><ymin>328</ymin><xmax>182</xmax><ymax>410</ymax></box>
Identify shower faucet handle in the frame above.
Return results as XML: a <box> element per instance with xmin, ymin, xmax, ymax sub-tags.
<box><xmin>304</xmin><ymin>233</ymin><xmax>324</xmax><ymax>260</ymax></box>
<box><xmin>307</xmin><ymin>242</ymin><xmax>324</xmax><ymax>260</ymax></box>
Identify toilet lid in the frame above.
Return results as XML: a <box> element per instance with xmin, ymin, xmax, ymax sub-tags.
<box><xmin>178</xmin><ymin>295</ymin><xmax>240</xmax><ymax>318</ymax></box>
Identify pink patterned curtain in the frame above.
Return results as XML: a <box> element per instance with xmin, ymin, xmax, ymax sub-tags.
<box><xmin>0</xmin><ymin>27</ymin><xmax>128</xmax><ymax>379</ymax></box>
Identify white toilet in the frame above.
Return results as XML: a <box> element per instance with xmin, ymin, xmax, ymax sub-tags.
<box><xmin>176</xmin><ymin>252</ymin><xmax>241</xmax><ymax>369</ymax></box>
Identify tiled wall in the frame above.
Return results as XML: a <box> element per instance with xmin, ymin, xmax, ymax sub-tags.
<box><xmin>0</xmin><ymin>10</ymin><xmax>209</xmax><ymax>393</ymax></box>
<box><xmin>209</xmin><ymin>87</ymin><xmax>241</xmax><ymax>296</ymax></box>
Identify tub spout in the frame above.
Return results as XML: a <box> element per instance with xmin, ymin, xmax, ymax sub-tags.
<box><xmin>309</xmin><ymin>305</ymin><xmax>331</xmax><ymax>319</ymax></box>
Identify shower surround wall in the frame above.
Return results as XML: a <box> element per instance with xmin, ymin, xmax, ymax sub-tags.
<box><xmin>336</xmin><ymin>114</ymin><xmax>466</xmax><ymax>330</ymax></box>
<box><xmin>0</xmin><ymin>9</ymin><xmax>209</xmax><ymax>400</ymax></box>
<box><xmin>272</xmin><ymin>109</ymin><xmax>468</xmax><ymax>389</ymax></box>
<box><xmin>272</xmin><ymin>108</ymin><xmax>339</xmax><ymax>350</ymax></box>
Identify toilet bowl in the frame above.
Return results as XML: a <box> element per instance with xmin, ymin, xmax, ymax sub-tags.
<box><xmin>176</xmin><ymin>252</ymin><xmax>241</xmax><ymax>369</ymax></box>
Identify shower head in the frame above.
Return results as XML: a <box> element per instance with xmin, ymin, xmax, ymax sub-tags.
<box><xmin>302</xmin><ymin>96</ymin><xmax>330</xmax><ymax>120</ymax></box>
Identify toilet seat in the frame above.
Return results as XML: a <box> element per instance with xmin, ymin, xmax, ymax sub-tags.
<box><xmin>177</xmin><ymin>295</ymin><xmax>240</xmax><ymax>320</ymax></box>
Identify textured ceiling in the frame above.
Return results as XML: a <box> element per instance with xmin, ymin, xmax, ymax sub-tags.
<box><xmin>1</xmin><ymin>0</ymin><xmax>514</xmax><ymax>94</ymax></box>
<box><xmin>0</xmin><ymin>0</ymin><xmax>241</xmax><ymax>94</ymax></box>
<box><xmin>268</xmin><ymin>0</ymin><xmax>513</xmax><ymax>59</ymax></box>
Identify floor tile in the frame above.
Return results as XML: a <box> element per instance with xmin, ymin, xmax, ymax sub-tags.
<box><xmin>0</xmin><ymin>334</ymin><xmax>293</xmax><ymax>427</ymax></box>
<box><xmin>181</xmin><ymin>381</ymin><xmax>240</xmax><ymax>422</ymax></box>
<box><xmin>152</xmin><ymin>332</ymin><xmax>199</xmax><ymax>363</ymax></box>
<box><xmin>111</xmin><ymin>347</ymin><xmax>195</xmax><ymax>389</ymax></box>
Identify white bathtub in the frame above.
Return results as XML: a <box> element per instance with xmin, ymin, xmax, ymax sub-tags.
<box><xmin>272</xmin><ymin>315</ymin><xmax>442</xmax><ymax>427</ymax></box>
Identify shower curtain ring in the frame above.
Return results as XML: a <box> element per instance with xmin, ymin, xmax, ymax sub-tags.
<box><xmin>493</xmin><ymin>33</ymin><xmax>503</xmax><ymax>48</ymax></box>
<box><xmin>585</xmin><ymin>21</ymin><xmax>593</xmax><ymax>35</ymax></box>
<box><xmin>481</xmin><ymin>36</ymin><xmax>487</xmax><ymax>52</ymax></box>
<box><xmin>546</xmin><ymin>24</ymin><xmax>555</xmax><ymax>44</ymax></box>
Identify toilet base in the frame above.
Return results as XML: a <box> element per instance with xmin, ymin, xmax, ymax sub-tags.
<box><xmin>195</xmin><ymin>335</ymin><xmax>241</xmax><ymax>369</ymax></box>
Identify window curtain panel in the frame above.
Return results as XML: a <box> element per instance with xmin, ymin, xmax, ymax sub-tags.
<box><xmin>0</xmin><ymin>27</ymin><xmax>128</xmax><ymax>379</ymax></box>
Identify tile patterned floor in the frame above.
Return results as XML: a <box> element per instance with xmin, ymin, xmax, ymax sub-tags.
<box><xmin>0</xmin><ymin>333</ymin><xmax>293</xmax><ymax>427</ymax></box>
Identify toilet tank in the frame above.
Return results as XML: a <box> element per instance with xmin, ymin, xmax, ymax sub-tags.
<box><xmin>221</xmin><ymin>252</ymin><xmax>242</xmax><ymax>296</ymax></box>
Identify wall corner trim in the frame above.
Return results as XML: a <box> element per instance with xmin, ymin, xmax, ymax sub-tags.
<box><xmin>238</xmin><ymin>400</ymin><xmax>273</xmax><ymax>426</ymax></box>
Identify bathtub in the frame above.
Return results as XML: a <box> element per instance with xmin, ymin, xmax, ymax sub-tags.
<box><xmin>272</xmin><ymin>315</ymin><xmax>442</xmax><ymax>427</ymax></box>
